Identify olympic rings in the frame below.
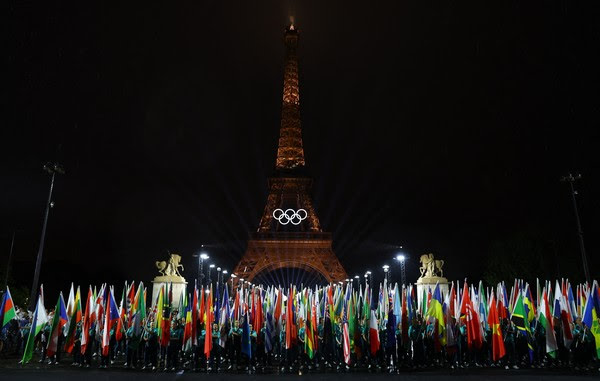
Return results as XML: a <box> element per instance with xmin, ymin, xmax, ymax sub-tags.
<box><xmin>272</xmin><ymin>208</ymin><xmax>308</xmax><ymax>225</ymax></box>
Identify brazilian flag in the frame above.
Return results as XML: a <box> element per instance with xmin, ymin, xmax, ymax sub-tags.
<box><xmin>511</xmin><ymin>292</ymin><xmax>534</xmax><ymax>362</ymax></box>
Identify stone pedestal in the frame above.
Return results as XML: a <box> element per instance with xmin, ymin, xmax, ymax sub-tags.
<box><xmin>151</xmin><ymin>275</ymin><xmax>187</xmax><ymax>310</ymax></box>
<box><xmin>416</xmin><ymin>276</ymin><xmax>449</xmax><ymax>308</ymax></box>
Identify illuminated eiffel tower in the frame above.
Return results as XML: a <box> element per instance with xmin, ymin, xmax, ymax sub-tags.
<box><xmin>232</xmin><ymin>19</ymin><xmax>347</xmax><ymax>286</ymax></box>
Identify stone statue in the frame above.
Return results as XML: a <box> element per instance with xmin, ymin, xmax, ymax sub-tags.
<box><xmin>419</xmin><ymin>253</ymin><xmax>444</xmax><ymax>279</ymax></box>
<box><xmin>156</xmin><ymin>253</ymin><xmax>184</xmax><ymax>277</ymax></box>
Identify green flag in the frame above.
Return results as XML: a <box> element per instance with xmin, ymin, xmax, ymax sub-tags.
<box><xmin>22</xmin><ymin>291</ymin><xmax>48</xmax><ymax>364</ymax></box>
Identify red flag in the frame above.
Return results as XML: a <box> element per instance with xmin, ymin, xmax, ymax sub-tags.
<box><xmin>487</xmin><ymin>294</ymin><xmax>505</xmax><ymax>361</ymax></box>
<box><xmin>460</xmin><ymin>282</ymin><xmax>482</xmax><ymax>349</ymax></box>
<box><xmin>192</xmin><ymin>284</ymin><xmax>198</xmax><ymax>346</ymax></box>
<box><xmin>204</xmin><ymin>285</ymin><xmax>213</xmax><ymax>357</ymax></box>
<box><xmin>369</xmin><ymin>309</ymin><xmax>380</xmax><ymax>355</ymax></box>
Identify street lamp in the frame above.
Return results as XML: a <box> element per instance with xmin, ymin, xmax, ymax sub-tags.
<box><xmin>193</xmin><ymin>249</ymin><xmax>209</xmax><ymax>287</ymax></box>
<box><xmin>217</xmin><ymin>267</ymin><xmax>222</xmax><ymax>295</ymax></box>
<box><xmin>29</xmin><ymin>162</ymin><xmax>64</xmax><ymax>310</ymax></box>
<box><xmin>208</xmin><ymin>264</ymin><xmax>215</xmax><ymax>284</ymax></box>
<box><xmin>382</xmin><ymin>264</ymin><xmax>390</xmax><ymax>284</ymax></box>
<box><xmin>395</xmin><ymin>254</ymin><xmax>407</xmax><ymax>286</ymax></box>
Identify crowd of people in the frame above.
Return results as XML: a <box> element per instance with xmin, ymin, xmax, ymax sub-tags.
<box><xmin>1</xmin><ymin>278</ymin><xmax>599</xmax><ymax>373</ymax></box>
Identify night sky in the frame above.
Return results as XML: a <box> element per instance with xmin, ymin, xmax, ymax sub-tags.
<box><xmin>4</xmin><ymin>1</ymin><xmax>599</xmax><ymax>298</ymax></box>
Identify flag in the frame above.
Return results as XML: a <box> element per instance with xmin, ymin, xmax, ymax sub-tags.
<box><xmin>101</xmin><ymin>287</ymin><xmax>120</xmax><ymax>356</ymax></box>
<box><xmin>511</xmin><ymin>291</ymin><xmax>534</xmax><ymax>362</ymax></box>
<box><xmin>80</xmin><ymin>286</ymin><xmax>94</xmax><ymax>355</ymax></box>
<box><xmin>553</xmin><ymin>280</ymin><xmax>573</xmax><ymax>348</ymax></box>
<box><xmin>47</xmin><ymin>293</ymin><xmax>68</xmax><ymax>357</ymax></box>
<box><xmin>0</xmin><ymin>286</ymin><xmax>16</xmax><ymax>329</ymax></box>
<box><xmin>204</xmin><ymin>285</ymin><xmax>213</xmax><ymax>357</ymax></box>
<box><xmin>460</xmin><ymin>281</ymin><xmax>482</xmax><ymax>349</ymax></box>
<box><xmin>369</xmin><ymin>309</ymin><xmax>380</xmax><ymax>355</ymax></box>
<box><xmin>21</xmin><ymin>287</ymin><xmax>49</xmax><ymax>364</ymax></box>
<box><xmin>155</xmin><ymin>285</ymin><xmax>165</xmax><ymax>341</ymax></box>
<box><xmin>343</xmin><ymin>318</ymin><xmax>351</xmax><ymax>364</ymax></box>
<box><xmin>265</xmin><ymin>312</ymin><xmax>274</xmax><ymax>353</ymax></box>
<box><xmin>64</xmin><ymin>286</ymin><xmax>82</xmax><ymax>353</ymax></box>
<box><xmin>192</xmin><ymin>283</ymin><xmax>199</xmax><ymax>347</ymax></box>
<box><xmin>539</xmin><ymin>289</ymin><xmax>558</xmax><ymax>358</ymax></box>
<box><xmin>65</xmin><ymin>283</ymin><xmax>75</xmax><ymax>324</ymax></box>
<box><xmin>426</xmin><ymin>283</ymin><xmax>446</xmax><ymax>348</ymax></box>
<box><xmin>582</xmin><ymin>282</ymin><xmax>600</xmax><ymax>359</ymax></box>
<box><xmin>305</xmin><ymin>297</ymin><xmax>315</xmax><ymax>359</ymax></box>
<box><xmin>183</xmin><ymin>298</ymin><xmax>193</xmax><ymax>352</ymax></box>
<box><xmin>487</xmin><ymin>293</ymin><xmax>505</xmax><ymax>361</ymax></box>
<box><xmin>131</xmin><ymin>282</ymin><xmax>146</xmax><ymax>337</ymax></box>
<box><xmin>219</xmin><ymin>283</ymin><xmax>230</xmax><ymax>347</ymax></box>
<box><xmin>115</xmin><ymin>285</ymin><xmax>126</xmax><ymax>341</ymax></box>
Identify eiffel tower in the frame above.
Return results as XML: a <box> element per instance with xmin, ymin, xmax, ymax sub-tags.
<box><xmin>232</xmin><ymin>20</ymin><xmax>347</xmax><ymax>286</ymax></box>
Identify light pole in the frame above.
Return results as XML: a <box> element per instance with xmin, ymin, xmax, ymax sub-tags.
<box><xmin>29</xmin><ymin>162</ymin><xmax>64</xmax><ymax>310</ymax></box>
<box><xmin>395</xmin><ymin>254</ymin><xmax>406</xmax><ymax>286</ymax></box>
<box><xmin>193</xmin><ymin>250</ymin><xmax>209</xmax><ymax>287</ymax></box>
<box><xmin>230</xmin><ymin>273</ymin><xmax>236</xmax><ymax>289</ymax></box>
<box><xmin>561</xmin><ymin>174</ymin><xmax>590</xmax><ymax>283</ymax></box>
<box><xmin>382</xmin><ymin>265</ymin><xmax>390</xmax><ymax>284</ymax></box>
<box><xmin>208</xmin><ymin>264</ymin><xmax>215</xmax><ymax>285</ymax></box>
<box><xmin>217</xmin><ymin>267</ymin><xmax>222</xmax><ymax>295</ymax></box>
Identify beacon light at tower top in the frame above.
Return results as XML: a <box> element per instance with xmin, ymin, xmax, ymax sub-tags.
<box><xmin>200</xmin><ymin>253</ymin><xmax>209</xmax><ymax>260</ymax></box>
<box><xmin>396</xmin><ymin>254</ymin><xmax>406</xmax><ymax>261</ymax></box>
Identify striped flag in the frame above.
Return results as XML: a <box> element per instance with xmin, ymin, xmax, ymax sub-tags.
<box><xmin>64</xmin><ymin>286</ymin><xmax>82</xmax><ymax>353</ymax></box>
<box><xmin>47</xmin><ymin>292</ymin><xmax>68</xmax><ymax>357</ymax></box>
<box><xmin>21</xmin><ymin>287</ymin><xmax>49</xmax><ymax>364</ymax></box>
<box><xmin>0</xmin><ymin>286</ymin><xmax>16</xmax><ymax>329</ymax></box>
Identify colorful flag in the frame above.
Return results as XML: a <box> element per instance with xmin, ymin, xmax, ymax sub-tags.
<box><xmin>487</xmin><ymin>293</ymin><xmax>505</xmax><ymax>361</ymax></box>
<box><xmin>64</xmin><ymin>286</ymin><xmax>82</xmax><ymax>353</ymax></box>
<box><xmin>582</xmin><ymin>282</ymin><xmax>600</xmax><ymax>359</ymax></box>
<box><xmin>47</xmin><ymin>292</ymin><xmax>68</xmax><ymax>357</ymax></box>
<box><xmin>426</xmin><ymin>283</ymin><xmax>446</xmax><ymax>348</ymax></box>
<box><xmin>0</xmin><ymin>286</ymin><xmax>16</xmax><ymax>329</ymax></box>
<box><xmin>539</xmin><ymin>289</ymin><xmax>558</xmax><ymax>358</ymax></box>
<box><xmin>21</xmin><ymin>287</ymin><xmax>49</xmax><ymax>364</ymax></box>
<box><xmin>511</xmin><ymin>291</ymin><xmax>534</xmax><ymax>362</ymax></box>
<box><xmin>101</xmin><ymin>287</ymin><xmax>120</xmax><ymax>356</ymax></box>
<box><xmin>204</xmin><ymin>285</ymin><xmax>213</xmax><ymax>357</ymax></box>
<box><xmin>369</xmin><ymin>309</ymin><xmax>380</xmax><ymax>355</ymax></box>
<box><xmin>80</xmin><ymin>286</ymin><xmax>94</xmax><ymax>355</ymax></box>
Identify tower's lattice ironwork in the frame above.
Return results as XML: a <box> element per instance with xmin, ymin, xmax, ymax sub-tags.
<box><xmin>232</xmin><ymin>22</ymin><xmax>347</xmax><ymax>285</ymax></box>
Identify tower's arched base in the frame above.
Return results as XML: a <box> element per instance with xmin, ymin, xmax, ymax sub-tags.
<box><xmin>232</xmin><ymin>232</ymin><xmax>347</xmax><ymax>287</ymax></box>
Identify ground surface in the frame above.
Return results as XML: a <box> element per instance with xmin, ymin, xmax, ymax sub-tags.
<box><xmin>0</xmin><ymin>359</ymin><xmax>598</xmax><ymax>381</ymax></box>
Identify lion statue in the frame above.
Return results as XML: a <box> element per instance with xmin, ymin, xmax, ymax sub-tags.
<box><xmin>156</xmin><ymin>253</ymin><xmax>184</xmax><ymax>277</ymax></box>
<box><xmin>419</xmin><ymin>253</ymin><xmax>444</xmax><ymax>278</ymax></box>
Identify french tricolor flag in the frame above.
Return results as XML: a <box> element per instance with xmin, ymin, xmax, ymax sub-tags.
<box><xmin>101</xmin><ymin>287</ymin><xmax>121</xmax><ymax>356</ymax></box>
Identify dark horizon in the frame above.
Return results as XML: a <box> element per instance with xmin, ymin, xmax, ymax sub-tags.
<box><xmin>4</xmin><ymin>1</ymin><xmax>599</xmax><ymax>301</ymax></box>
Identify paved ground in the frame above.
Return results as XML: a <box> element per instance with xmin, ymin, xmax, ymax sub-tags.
<box><xmin>0</xmin><ymin>364</ymin><xmax>598</xmax><ymax>381</ymax></box>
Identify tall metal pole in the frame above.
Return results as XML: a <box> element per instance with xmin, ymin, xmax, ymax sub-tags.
<box><xmin>400</xmin><ymin>259</ymin><xmax>406</xmax><ymax>286</ymax></box>
<box><xmin>561</xmin><ymin>174</ymin><xmax>590</xmax><ymax>283</ymax></box>
<box><xmin>29</xmin><ymin>171</ymin><xmax>56</xmax><ymax>310</ymax></box>
<box><xmin>4</xmin><ymin>231</ymin><xmax>16</xmax><ymax>290</ymax></box>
